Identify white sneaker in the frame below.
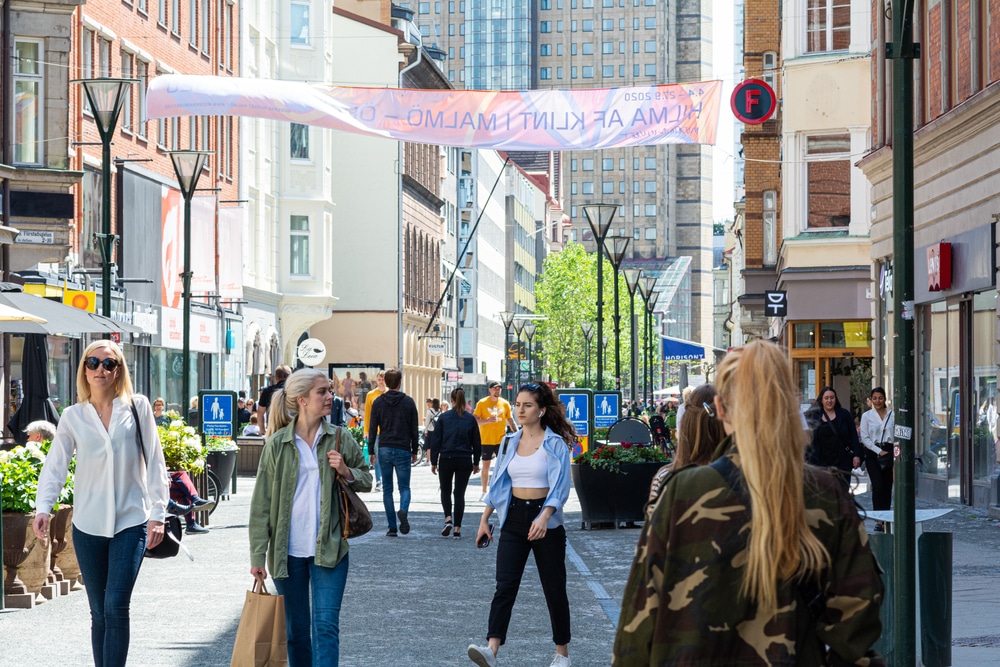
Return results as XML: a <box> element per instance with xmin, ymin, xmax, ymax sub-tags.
<box><xmin>468</xmin><ymin>644</ymin><xmax>497</xmax><ymax>667</ymax></box>
<box><xmin>549</xmin><ymin>654</ymin><xmax>571</xmax><ymax>667</ymax></box>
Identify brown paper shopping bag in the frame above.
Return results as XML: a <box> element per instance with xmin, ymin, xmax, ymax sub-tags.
<box><xmin>230</xmin><ymin>575</ymin><xmax>288</xmax><ymax>667</ymax></box>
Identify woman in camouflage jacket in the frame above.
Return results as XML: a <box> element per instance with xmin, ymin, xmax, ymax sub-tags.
<box><xmin>614</xmin><ymin>341</ymin><xmax>885</xmax><ymax>666</ymax></box>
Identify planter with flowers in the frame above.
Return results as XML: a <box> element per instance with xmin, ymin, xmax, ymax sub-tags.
<box><xmin>571</xmin><ymin>443</ymin><xmax>669</xmax><ymax>529</ymax></box>
<box><xmin>158</xmin><ymin>412</ymin><xmax>206</xmax><ymax>475</ymax></box>
<box><xmin>205</xmin><ymin>437</ymin><xmax>239</xmax><ymax>497</ymax></box>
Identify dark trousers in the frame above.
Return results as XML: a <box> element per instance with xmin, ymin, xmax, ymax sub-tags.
<box><xmin>72</xmin><ymin>523</ymin><xmax>147</xmax><ymax>667</ymax></box>
<box><xmin>438</xmin><ymin>457</ymin><xmax>473</xmax><ymax>528</ymax></box>
<box><xmin>487</xmin><ymin>497</ymin><xmax>571</xmax><ymax>646</ymax></box>
<box><xmin>866</xmin><ymin>449</ymin><xmax>894</xmax><ymax>511</ymax></box>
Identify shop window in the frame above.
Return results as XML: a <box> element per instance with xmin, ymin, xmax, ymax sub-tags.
<box><xmin>794</xmin><ymin>323</ymin><xmax>815</xmax><ymax>348</ymax></box>
<box><xmin>805</xmin><ymin>134</ymin><xmax>851</xmax><ymax>228</ymax></box>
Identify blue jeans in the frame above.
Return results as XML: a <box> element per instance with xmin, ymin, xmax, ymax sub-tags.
<box><xmin>72</xmin><ymin>523</ymin><xmax>147</xmax><ymax>667</ymax></box>
<box><xmin>273</xmin><ymin>554</ymin><xmax>350</xmax><ymax>667</ymax></box>
<box><xmin>378</xmin><ymin>446</ymin><xmax>411</xmax><ymax>530</ymax></box>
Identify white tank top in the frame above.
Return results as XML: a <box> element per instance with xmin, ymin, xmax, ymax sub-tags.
<box><xmin>507</xmin><ymin>447</ymin><xmax>549</xmax><ymax>488</ymax></box>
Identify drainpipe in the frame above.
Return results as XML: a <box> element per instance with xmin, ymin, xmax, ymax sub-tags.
<box><xmin>397</xmin><ymin>44</ymin><xmax>422</xmax><ymax>377</ymax></box>
<box><xmin>1</xmin><ymin>0</ymin><xmax>12</xmax><ymax>610</ymax></box>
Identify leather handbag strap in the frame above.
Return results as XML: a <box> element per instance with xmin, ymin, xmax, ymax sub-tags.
<box><xmin>130</xmin><ymin>401</ymin><xmax>147</xmax><ymax>467</ymax></box>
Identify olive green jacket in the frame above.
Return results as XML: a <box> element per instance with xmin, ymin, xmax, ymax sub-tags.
<box><xmin>249</xmin><ymin>420</ymin><xmax>372</xmax><ymax>579</ymax></box>
<box><xmin>614</xmin><ymin>438</ymin><xmax>886</xmax><ymax>666</ymax></box>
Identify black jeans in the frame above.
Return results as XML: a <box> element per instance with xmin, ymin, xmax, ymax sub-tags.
<box><xmin>438</xmin><ymin>457</ymin><xmax>473</xmax><ymax>529</ymax></box>
<box><xmin>487</xmin><ymin>497</ymin><xmax>571</xmax><ymax>646</ymax></box>
<box><xmin>866</xmin><ymin>449</ymin><xmax>894</xmax><ymax>511</ymax></box>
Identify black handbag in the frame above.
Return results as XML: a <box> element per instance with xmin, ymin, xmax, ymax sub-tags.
<box><xmin>334</xmin><ymin>428</ymin><xmax>373</xmax><ymax>539</ymax></box>
<box><xmin>132</xmin><ymin>402</ymin><xmax>185</xmax><ymax>559</ymax></box>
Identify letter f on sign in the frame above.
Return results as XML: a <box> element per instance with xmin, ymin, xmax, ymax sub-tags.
<box><xmin>745</xmin><ymin>89</ymin><xmax>760</xmax><ymax>115</ymax></box>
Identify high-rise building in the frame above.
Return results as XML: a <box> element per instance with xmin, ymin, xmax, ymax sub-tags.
<box><xmin>410</xmin><ymin>0</ymin><xmax>716</xmax><ymax>345</ymax></box>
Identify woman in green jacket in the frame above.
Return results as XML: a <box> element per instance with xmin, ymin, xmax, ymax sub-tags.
<box><xmin>249</xmin><ymin>368</ymin><xmax>371</xmax><ymax>667</ymax></box>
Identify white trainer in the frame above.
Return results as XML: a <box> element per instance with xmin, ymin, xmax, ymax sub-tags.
<box><xmin>549</xmin><ymin>654</ymin><xmax>571</xmax><ymax>667</ymax></box>
<box><xmin>468</xmin><ymin>644</ymin><xmax>497</xmax><ymax>667</ymax></box>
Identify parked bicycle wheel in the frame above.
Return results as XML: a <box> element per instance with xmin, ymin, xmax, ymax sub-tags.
<box><xmin>204</xmin><ymin>469</ymin><xmax>221</xmax><ymax>515</ymax></box>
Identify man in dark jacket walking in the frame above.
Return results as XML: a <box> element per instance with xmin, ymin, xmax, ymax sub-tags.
<box><xmin>367</xmin><ymin>368</ymin><xmax>420</xmax><ymax>536</ymax></box>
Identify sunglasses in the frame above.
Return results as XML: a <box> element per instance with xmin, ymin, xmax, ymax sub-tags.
<box><xmin>84</xmin><ymin>357</ymin><xmax>120</xmax><ymax>372</ymax></box>
<box><xmin>519</xmin><ymin>383</ymin><xmax>541</xmax><ymax>391</ymax></box>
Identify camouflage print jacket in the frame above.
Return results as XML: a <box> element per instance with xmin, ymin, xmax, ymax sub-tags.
<box><xmin>614</xmin><ymin>438</ymin><xmax>886</xmax><ymax>666</ymax></box>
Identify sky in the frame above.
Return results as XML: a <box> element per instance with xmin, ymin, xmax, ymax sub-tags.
<box><xmin>711</xmin><ymin>0</ymin><xmax>739</xmax><ymax>224</ymax></box>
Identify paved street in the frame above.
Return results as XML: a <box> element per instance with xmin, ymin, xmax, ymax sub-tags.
<box><xmin>2</xmin><ymin>465</ymin><xmax>1000</xmax><ymax>666</ymax></box>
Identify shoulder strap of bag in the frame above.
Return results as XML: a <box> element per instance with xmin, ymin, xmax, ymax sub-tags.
<box><xmin>879</xmin><ymin>410</ymin><xmax>893</xmax><ymax>443</ymax></box>
<box><xmin>130</xmin><ymin>401</ymin><xmax>147</xmax><ymax>467</ymax></box>
<box><xmin>500</xmin><ymin>433</ymin><xmax>513</xmax><ymax>459</ymax></box>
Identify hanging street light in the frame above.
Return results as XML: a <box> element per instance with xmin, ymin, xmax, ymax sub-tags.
<box><xmin>523</xmin><ymin>321</ymin><xmax>537</xmax><ymax>381</ymax></box>
<box><xmin>512</xmin><ymin>317</ymin><xmax>525</xmax><ymax>391</ymax></box>
<box><xmin>582</xmin><ymin>204</ymin><xmax>617</xmax><ymax>390</ymax></box>
<box><xmin>581</xmin><ymin>321</ymin><xmax>594</xmax><ymax>388</ymax></box>
<box><xmin>168</xmin><ymin>149</ymin><xmax>214</xmax><ymax>413</ymax></box>
<box><xmin>638</xmin><ymin>275</ymin><xmax>658</xmax><ymax>405</ymax></box>
<box><xmin>74</xmin><ymin>78</ymin><xmax>138</xmax><ymax>321</ymax></box>
<box><xmin>499</xmin><ymin>310</ymin><xmax>516</xmax><ymax>400</ymax></box>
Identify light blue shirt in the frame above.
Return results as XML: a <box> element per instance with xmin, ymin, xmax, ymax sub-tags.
<box><xmin>287</xmin><ymin>429</ymin><xmax>321</xmax><ymax>557</ymax></box>
<box><xmin>484</xmin><ymin>426</ymin><xmax>572</xmax><ymax>530</ymax></box>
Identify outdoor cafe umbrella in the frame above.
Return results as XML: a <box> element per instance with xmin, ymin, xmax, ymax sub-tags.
<box><xmin>0</xmin><ymin>302</ymin><xmax>47</xmax><ymax>325</ymax></box>
<box><xmin>6</xmin><ymin>333</ymin><xmax>61</xmax><ymax>445</ymax></box>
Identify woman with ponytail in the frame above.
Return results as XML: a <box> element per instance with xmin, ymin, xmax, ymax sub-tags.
<box><xmin>249</xmin><ymin>369</ymin><xmax>372</xmax><ymax>667</ymax></box>
<box><xmin>614</xmin><ymin>341</ymin><xmax>885</xmax><ymax>666</ymax></box>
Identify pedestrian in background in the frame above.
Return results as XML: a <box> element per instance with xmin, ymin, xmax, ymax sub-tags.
<box><xmin>806</xmin><ymin>385</ymin><xmax>862</xmax><ymax>486</ymax></box>
<box><xmin>258</xmin><ymin>364</ymin><xmax>291</xmax><ymax>436</ymax></box>
<box><xmin>469</xmin><ymin>382</ymin><xmax>574</xmax><ymax>667</ymax></box>
<box><xmin>34</xmin><ymin>340</ymin><xmax>169</xmax><ymax>667</ymax></box>
<box><xmin>672</xmin><ymin>384</ymin><xmax>725</xmax><ymax>468</ymax></box>
<box><xmin>249</xmin><ymin>368</ymin><xmax>372</xmax><ymax>667</ymax></box>
<box><xmin>152</xmin><ymin>396</ymin><xmax>170</xmax><ymax>427</ymax></box>
<box><xmin>24</xmin><ymin>419</ymin><xmax>57</xmax><ymax>443</ymax></box>
<box><xmin>474</xmin><ymin>380</ymin><xmax>517</xmax><ymax>501</ymax></box>
<box><xmin>424</xmin><ymin>397</ymin><xmax>442</xmax><ymax>434</ymax></box>
<box><xmin>426</xmin><ymin>387</ymin><xmax>481</xmax><ymax>539</ymax></box>
<box><xmin>859</xmin><ymin>386</ymin><xmax>894</xmax><ymax>532</ymax></box>
<box><xmin>367</xmin><ymin>368</ymin><xmax>420</xmax><ymax>536</ymax></box>
<box><xmin>363</xmin><ymin>370</ymin><xmax>386</xmax><ymax>492</ymax></box>
<box><xmin>614</xmin><ymin>341</ymin><xmax>885</xmax><ymax>666</ymax></box>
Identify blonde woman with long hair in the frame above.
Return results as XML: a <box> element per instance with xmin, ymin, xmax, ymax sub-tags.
<box><xmin>250</xmin><ymin>368</ymin><xmax>372</xmax><ymax>667</ymax></box>
<box><xmin>614</xmin><ymin>341</ymin><xmax>885</xmax><ymax>666</ymax></box>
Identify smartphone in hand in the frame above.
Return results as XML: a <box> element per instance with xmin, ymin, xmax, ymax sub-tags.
<box><xmin>477</xmin><ymin>524</ymin><xmax>495</xmax><ymax>548</ymax></box>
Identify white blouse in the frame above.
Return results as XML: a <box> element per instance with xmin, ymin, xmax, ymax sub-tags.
<box><xmin>36</xmin><ymin>394</ymin><xmax>170</xmax><ymax>538</ymax></box>
<box><xmin>859</xmin><ymin>408</ymin><xmax>895</xmax><ymax>456</ymax></box>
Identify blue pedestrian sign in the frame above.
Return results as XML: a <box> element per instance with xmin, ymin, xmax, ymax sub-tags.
<box><xmin>593</xmin><ymin>391</ymin><xmax>621</xmax><ymax>429</ymax></box>
<box><xmin>200</xmin><ymin>391</ymin><xmax>237</xmax><ymax>437</ymax></box>
<box><xmin>558</xmin><ymin>391</ymin><xmax>590</xmax><ymax>437</ymax></box>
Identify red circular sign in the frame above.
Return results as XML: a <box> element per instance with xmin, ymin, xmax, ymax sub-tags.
<box><xmin>731</xmin><ymin>79</ymin><xmax>777</xmax><ymax>125</ymax></box>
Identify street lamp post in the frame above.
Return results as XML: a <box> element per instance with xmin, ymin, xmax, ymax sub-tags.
<box><xmin>75</xmin><ymin>78</ymin><xmax>137</xmax><ymax>321</ymax></box>
<box><xmin>639</xmin><ymin>275</ymin><xmax>658</xmax><ymax>404</ymax></box>
<box><xmin>646</xmin><ymin>290</ymin><xmax>660</xmax><ymax>402</ymax></box>
<box><xmin>499</xmin><ymin>310</ymin><xmax>515</xmax><ymax>400</ymax></box>
<box><xmin>512</xmin><ymin>318</ymin><xmax>525</xmax><ymax>391</ymax></box>
<box><xmin>168</xmin><ymin>150</ymin><xmax>214</xmax><ymax>413</ymax></box>
<box><xmin>605</xmin><ymin>237</ymin><xmax>630</xmax><ymax>392</ymax></box>
<box><xmin>623</xmin><ymin>268</ymin><xmax>643</xmax><ymax>405</ymax></box>
<box><xmin>523</xmin><ymin>322</ymin><xmax>536</xmax><ymax>382</ymax></box>
<box><xmin>581</xmin><ymin>322</ymin><xmax>594</xmax><ymax>387</ymax></box>
<box><xmin>582</xmin><ymin>204</ymin><xmax>617</xmax><ymax>390</ymax></box>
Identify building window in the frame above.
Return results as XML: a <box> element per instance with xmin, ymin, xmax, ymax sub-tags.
<box><xmin>171</xmin><ymin>0</ymin><xmax>180</xmax><ymax>34</ymax></box>
<box><xmin>644</xmin><ymin>63</ymin><xmax>656</xmax><ymax>76</ymax></box>
<box><xmin>540</xmin><ymin>44</ymin><xmax>551</xmax><ymax>56</ymax></box>
<box><xmin>582</xmin><ymin>42</ymin><xmax>594</xmax><ymax>55</ymax></box>
<box><xmin>290</xmin><ymin>123</ymin><xmax>309</xmax><ymax>160</ymax></box>
<box><xmin>644</xmin><ymin>40</ymin><xmax>656</xmax><ymax>52</ymax></box>
<box><xmin>582</xmin><ymin>158</ymin><xmax>594</xmax><ymax>171</ymax></box>
<box><xmin>644</xmin><ymin>181</ymin><xmax>656</xmax><ymax>193</ymax></box>
<box><xmin>644</xmin><ymin>157</ymin><xmax>656</xmax><ymax>169</ymax></box>
<box><xmin>158</xmin><ymin>0</ymin><xmax>167</xmax><ymax>25</ymax></box>
<box><xmin>602</xmin><ymin>18</ymin><xmax>614</xmax><ymax>30</ymax></box>
<box><xmin>189</xmin><ymin>0</ymin><xmax>198</xmax><ymax>46</ymax></box>
<box><xmin>602</xmin><ymin>181</ymin><xmax>614</xmax><ymax>194</ymax></box>
<box><xmin>763</xmin><ymin>190</ymin><xmax>777</xmax><ymax>264</ymax></box>
<box><xmin>540</xmin><ymin>21</ymin><xmax>552</xmax><ymax>33</ymax></box>
<box><xmin>645</xmin><ymin>227</ymin><xmax>657</xmax><ymax>239</ymax></box>
<box><xmin>13</xmin><ymin>40</ymin><xmax>43</xmax><ymax>165</ymax></box>
<box><xmin>602</xmin><ymin>65</ymin><xmax>614</xmax><ymax>77</ymax></box>
<box><xmin>602</xmin><ymin>41</ymin><xmax>614</xmax><ymax>54</ymax></box>
<box><xmin>582</xmin><ymin>181</ymin><xmax>594</xmax><ymax>195</ymax></box>
<box><xmin>602</xmin><ymin>158</ymin><xmax>614</xmax><ymax>170</ymax></box>
<box><xmin>806</xmin><ymin>0</ymin><xmax>850</xmax><ymax>53</ymax></box>
<box><xmin>582</xmin><ymin>19</ymin><xmax>594</xmax><ymax>31</ymax></box>
<box><xmin>291</xmin><ymin>1</ymin><xmax>310</xmax><ymax>45</ymax></box>
<box><xmin>805</xmin><ymin>134</ymin><xmax>851</xmax><ymax>228</ymax></box>
<box><xmin>99</xmin><ymin>38</ymin><xmax>111</xmax><ymax>76</ymax></box>
<box><xmin>644</xmin><ymin>17</ymin><xmax>656</xmax><ymax>29</ymax></box>
<box><xmin>540</xmin><ymin>67</ymin><xmax>552</xmax><ymax>80</ymax></box>
<box><xmin>582</xmin><ymin>66</ymin><xmax>594</xmax><ymax>78</ymax></box>
<box><xmin>120</xmin><ymin>51</ymin><xmax>133</xmax><ymax>132</ymax></box>
<box><xmin>201</xmin><ymin>0</ymin><xmax>210</xmax><ymax>53</ymax></box>
<box><xmin>290</xmin><ymin>215</ymin><xmax>311</xmax><ymax>275</ymax></box>
<box><xmin>644</xmin><ymin>204</ymin><xmax>657</xmax><ymax>216</ymax></box>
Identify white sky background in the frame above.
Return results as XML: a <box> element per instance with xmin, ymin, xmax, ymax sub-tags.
<box><xmin>711</xmin><ymin>0</ymin><xmax>738</xmax><ymax>224</ymax></box>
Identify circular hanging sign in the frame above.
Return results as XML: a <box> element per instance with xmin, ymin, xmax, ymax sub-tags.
<box><xmin>731</xmin><ymin>79</ymin><xmax>777</xmax><ymax>125</ymax></box>
<box><xmin>427</xmin><ymin>340</ymin><xmax>446</xmax><ymax>356</ymax></box>
<box><xmin>296</xmin><ymin>338</ymin><xmax>327</xmax><ymax>366</ymax></box>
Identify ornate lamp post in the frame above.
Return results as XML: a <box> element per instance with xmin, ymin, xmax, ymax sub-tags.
<box><xmin>639</xmin><ymin>275</ymin><xmax>658</xmax><ymax>405</ymax></box>
<box><xmin>582</xmin><ymin>204</ymin><xmax>617</xmax><ymax>389</ymax></box>
<box><xmin>499</xmin><ymin>310</ymin><xmax>515</xmax><ymax>400</ymax></box>
<box><xmin>523</xmin><ymin>322</ymin><xmax>536</xmax><ymax>381</ymax></box>
<box><xmin>512</xmin><ymin>317</ymin><xmax>525</xmax><ymax>391</ymax></box>
<box><xmin>581</xmin><ymin>322</ymin><xmax>594</xmax><ymax>387</ymax></box>
<box><xmin>168</xmin><ymin>150</ymin><xmax>213</xmax><ymax>412</ymax></box>
<box><xmin>605</xmin><ymin>237</ymin><xmax>630</xmax><ymax>391</ymax></box>
<box><xmin>623</xmin><ymin>268</ymin><xmax>643</xmax><ymax>404</ymax></box>
<box><xmin>74</xmin><ymin>78</ymin><xmax>137</xmax><ymax>320</ymax></box>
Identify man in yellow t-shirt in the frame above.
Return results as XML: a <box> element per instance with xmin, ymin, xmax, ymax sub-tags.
<box><xmin>473</xmin><ymin>381</ymin><xmax>517</xmax><ymax>500</ymax></box>
<box><xmin>363</xmin><ymin>370</ymin><xmax>387</xmax><ymax>491</ymax></box>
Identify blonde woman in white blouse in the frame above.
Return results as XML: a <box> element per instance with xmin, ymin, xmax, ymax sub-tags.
<box><xmin>33</xmin><ymin>340</ymin><xmax>169</xmax><ymax>667</ymax></box>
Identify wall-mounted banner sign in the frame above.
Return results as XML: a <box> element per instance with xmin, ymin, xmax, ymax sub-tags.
<box><xmin>148</xmin><ymin>75</ymin><xmax>722</xmax><ymax>150</ymax></box>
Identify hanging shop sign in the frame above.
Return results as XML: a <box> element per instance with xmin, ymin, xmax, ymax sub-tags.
<box><xmin>926</xmin><ymin>243</ymin><xmax>952</xmax><ymax>292</ymax></box>
<box><xmin>731</xmin><ymin>79</ymin><xmax>777</xmax><ymax>125</ymax></box>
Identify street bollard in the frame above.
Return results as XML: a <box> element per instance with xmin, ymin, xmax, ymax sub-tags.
<box><xmin>918</xmin><ymin>532</ymin><xmax>952</xmax><ymax>667</ymax></box>
<box><xmin>869</xmin><ymin>533</ymin><xmax>894</xmax><ymax>665</ymax></box>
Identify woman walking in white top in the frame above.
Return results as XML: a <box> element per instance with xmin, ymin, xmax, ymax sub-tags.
<box><xmin>859</xmin><ymin>386</ymin><xmax>895</xmax><ymax>532</ymax></box>
<box><xmin>33</xmin><ymin>340</ymin><xmax>169</xmax><ymax>667</ymax></box>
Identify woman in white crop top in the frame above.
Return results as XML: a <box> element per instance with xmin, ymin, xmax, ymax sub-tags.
<box><xmin>468</xmin><ymin>382</ymin><xmax>575</xmax><ymax>667</ymax></box>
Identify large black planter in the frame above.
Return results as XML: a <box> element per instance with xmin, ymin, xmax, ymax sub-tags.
<box><xmin>206</xmin><ymin>449</ymin><xmax>238</xmax><ymax>496</ymax></box>
<box><xmin>571</xmin><ymin>461</ymin><xmax>665</xmax><ymax>529</ymax></box>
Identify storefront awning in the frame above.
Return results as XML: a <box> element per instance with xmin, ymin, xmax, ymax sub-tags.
<box><xmin>0</xmin><ymin>290</ymin><xmax>143</xmax><ymax>335</ymax></box>
<box><xmin>660</xmin><ymin>335</ymin><xmax>726</xmax><ymax>361</ymax></box>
